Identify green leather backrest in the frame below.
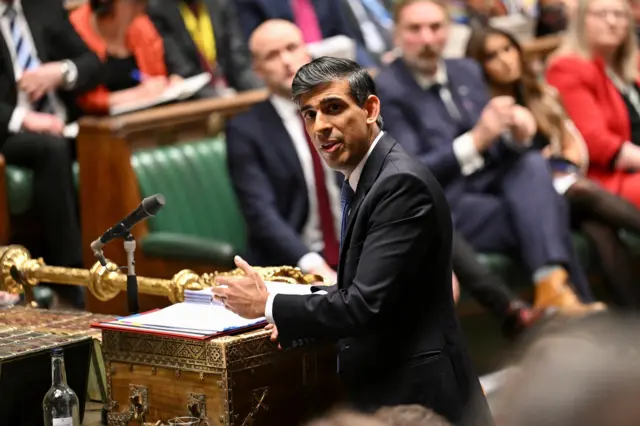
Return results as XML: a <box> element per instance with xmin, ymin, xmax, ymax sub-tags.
<box><xmin>131</xmin><ymin>137</ymin><xmax>246</xmax><ymax>252</ymax></box>
<box><xmin>5</xmin><ymin>166</ymin><xmax>33</xmax><ymax>216</ymax></box>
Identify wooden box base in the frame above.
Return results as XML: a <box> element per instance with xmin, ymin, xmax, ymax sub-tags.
<box><xmin>103</xmin><ymin>329</ymin><xmax>343</xmax><ymax>425</ymax></box>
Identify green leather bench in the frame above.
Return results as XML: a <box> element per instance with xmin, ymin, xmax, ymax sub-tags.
<box><xmin>131</xmin><ymin>137</ymin><xmax>246</xmax><ymax>268</ymax></box>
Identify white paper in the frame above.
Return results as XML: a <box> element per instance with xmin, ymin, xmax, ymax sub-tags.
<box><xmin>109</xmin><ymin>73</ymin><xmax>212</xmax><ymax>116</ymax></box>
<box><xmin>307</xmin><ymin>36</ymin><xmax>357</xmax><ymax>61</ymax></box>
<box><xmin>116</xmin><ymin>302</ymin><xmax>263</xmax><ymax>333</ymax></box>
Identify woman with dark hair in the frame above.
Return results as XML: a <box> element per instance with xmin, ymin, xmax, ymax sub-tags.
<box><xmin>69</xmin><ymin>0</ymin><xmax>182</xmax><ymax>114</ymax></box>
<box><xmin>466</xmin><ymin>26</ymin><xmax>640</xmax><ymax>309</ymax></box>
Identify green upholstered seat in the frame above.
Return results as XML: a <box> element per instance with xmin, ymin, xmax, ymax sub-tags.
<box><xmin>131</xmin><ymin>137</ymin><xmax>246</xmax><ymax>267</ymax></box>
<box><xmin>5</xmin><ymin>166</ymin><xmax>33</xmax><ymax>216</ymax></box>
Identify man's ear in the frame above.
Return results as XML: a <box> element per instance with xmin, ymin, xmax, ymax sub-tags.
<box><xmin>364</xmin><ymin>95</ymin><xmax>381</xmax><ymax>125</ymax></box>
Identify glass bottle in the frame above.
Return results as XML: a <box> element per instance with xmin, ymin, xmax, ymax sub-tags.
<box><xmin>42</xmin><ymin>347</ymin><xmax>80</xmax><ymax>426</ymax></box>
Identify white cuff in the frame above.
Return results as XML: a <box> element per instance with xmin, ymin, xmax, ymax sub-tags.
<box><xmin>297</xmin><ymin>252</ymin><xmax>325</xmax><ymax>273</ymax></box>
<box><xmin>8</xmin><ymin>107</ymin><xmax>27</xmax><ymax>133</ymax></box>
<box><xmin>265</xmin><ymin>293</ymin><xmax>277</xmax><ymax>324</ymax></box>
<box><xmin>453</xmin><ymin>132</ymin><xmax>485</xmax><ymax>176</ymax></box>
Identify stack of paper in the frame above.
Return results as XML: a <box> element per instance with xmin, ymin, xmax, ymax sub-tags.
<box><xmin>184</xmin><ymin>288</ymin><xmax>216</xmax><ymax>305</ymax></box>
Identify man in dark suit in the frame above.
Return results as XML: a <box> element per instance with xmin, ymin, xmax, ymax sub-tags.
<box><xmin>339</xmin><ymin>0</ymin><xmax>396</xmax><ymax>65</ymax></box>
<box><xmin>0</xmin><ymin>0</ymin><xmax>102</xmax><ymax>308</ymax></box>
<box><xmin>147</xmin><ymin>0</ymin><xmax>262</xmax><ymax>95</ymax></box>
<box><xmin>214</xmin><ymin>57</ymin><xmax>492</xmax><ymax>426</ymax></box>
<box><xmin>374</xmin><ymin>0</ymin><xmax>604</xmax><ymax>315</ymax></box>
<box><xmin>226</xmin><ymin>20</ymin><xmax>341</xmax><ymax>282</ymax></box>
<box><xmin>234</xmin><ymin>0</ymin><xmax>376</xmax><ymax>66</ymax></box>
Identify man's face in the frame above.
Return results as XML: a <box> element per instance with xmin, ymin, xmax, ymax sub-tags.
<box><xmin>298</xmin><ymin>80</ymin><xmax>378</xmax><ymax>174</ymax></box>
<box><xmin>394</xmin><ymin>1</ymin><xmax>449</xmax><ymax>74</ymax></box>
<box><xmin>252</xmin><ymin>26</ymin><xmax>311</xmax><ymax>95</ymax></box>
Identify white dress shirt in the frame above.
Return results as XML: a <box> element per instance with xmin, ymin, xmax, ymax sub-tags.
<box><xmin>265</xmin><ymin>130</ymin><xmax>385</xmax><ymax>324</ymax></box>
<box><xmin>0</xmin><ymin>0</ymin><xmax>71</xmax><ymax>132</ymax></box>
<box><xmin>269</xmin><ymin>95</ymin><xmax>342</xmax><ymax>272</ymax></box>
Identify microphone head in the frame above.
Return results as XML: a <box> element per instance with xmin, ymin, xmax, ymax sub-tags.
<box><xmin>141</xmin><ymin>194</ymin><xmax>166</xmax><ymax>217</ymax></box>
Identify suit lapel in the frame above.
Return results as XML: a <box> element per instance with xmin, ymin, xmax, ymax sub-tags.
<box><xmin>0</xmin><ymin>30</ymin><xmax>14</xmax><ymax>83</ymax></box>
<box><xmin>256</xmin><ymin>101</ymin><xmax>306</xmax><ymax>183</ymax></box>
<box><xmin>203</xmin><ymin>0</ymin><xmax>223</xmax><ymax>54</ymax></box>
<box><xmin>338</xmin><ymin>134</ymin><xmax>396</xmax><ymax>275</ymax></box>
<box><xmin>444</xmin><ymin>60</ymin><xmax>476</xmax><ymax>131</ymax></box>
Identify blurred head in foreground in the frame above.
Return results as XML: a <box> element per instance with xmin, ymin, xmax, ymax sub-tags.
<box><xmin>495</xmin><ymin>314</ymin><xmax>640</xmax><ymax>426</ymax></box>
<box><xmin>376</xmin><ymin>404</ymin><xmax>451</xmax><ymax>426</ymax></box>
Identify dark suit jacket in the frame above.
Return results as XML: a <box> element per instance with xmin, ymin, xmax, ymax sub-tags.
<box><xmin>147</xmin><ymin>0</ymin><xmax>262</xmax><ymax>92</ymax></box>
<box><xmin>225</xmin><ymin>99</ymin><xmax>341</xmax><ymax>267</ymax></box>
<box><xmin>272</xmin><ymin>134</ymin><xmax>491</xmax><ymax>425</ymax></box>
<box><xmin>0</xmin><ymin>0</ymin><xmax>102</xmax><ymax>138</ymax></box>
<box><xmin>234</xmin><ymin>0</ymin><xmax>375</xmax><ymax>66</ymax></box>
<box><xmin>339</xmin><ymin>0</ymin><xmax>394</xmax><ymax>65</ymax></box>
<box><xmin>375</xmin><ymin>58</ymin><xmax>518</xmax><ymax>209</ymax></box>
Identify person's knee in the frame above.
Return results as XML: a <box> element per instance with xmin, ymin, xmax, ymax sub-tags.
<box><xmin>37</xmin><ymin>135</ymin><xmax>73</xmax><ymax>167</ymax></box>
<box><xmin>516</xmin><ymin>150</ymin><xmax>551</xmax><ymax>175</ymax></box>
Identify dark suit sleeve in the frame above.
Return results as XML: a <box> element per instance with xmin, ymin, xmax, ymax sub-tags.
<box><xmin>220</xmin><ymin>0</ymin><xmax>263</xmax><ymax>91</ymax></box>
<box><xmin>48</xmin><ymin>0</ymin><xmax>101</xmax><ymax>93</ymax></box>
<box><xmin>226</xmin><ymin>121</ymin><xmax>311</xmax><ymax>265</ymax></box>
<box><xmin>273</xmin><ymin>172</ymin><xmax>438</xmax><ymax>344</ymax></box>
<box><xmin>234</xmin><ymin>0</ymin><xmax>266</xmax><ymax>41</ymax></box>
<box><xmin>377</xmin><ymin>82</ymin><xmax>463</xmax><ymax>186</ymax></box>
<box><xmin>0</xmin><ymin>104</ymin><xmax>14</xmax><ymax>133</ymax></box>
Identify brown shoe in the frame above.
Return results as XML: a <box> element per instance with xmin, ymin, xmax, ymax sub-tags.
<box><xmin>534</xmin><ymin>269</ymin><xmax>606</xmax><ymax>315</ymax></box>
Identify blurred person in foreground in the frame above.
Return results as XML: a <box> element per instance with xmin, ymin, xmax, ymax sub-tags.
<box><xmin>215</xmin><ymin>56</ymin><xmax>492</xmax><ymax>425</ymax></box>
<box><xmin>70</xmin><ymin>0</ymin><xmax>189</xmax><ymax>114</ymax></box>
<box><xmin>376</xmin><ymin>404</ymin><xmax>452</xmax><ymax>426</ymax></box>
<box><xmin>495</xmin><ymin>314</ymin><xmax>640</xmax><ymax>426</ymax></box>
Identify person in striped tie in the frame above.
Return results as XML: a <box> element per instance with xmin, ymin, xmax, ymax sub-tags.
<box><xmin>0</xmin><ymin>0</ymin><xmax>102</xmax><ymax>309</ymax></box>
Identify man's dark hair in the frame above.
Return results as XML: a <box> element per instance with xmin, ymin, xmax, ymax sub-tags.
<box><xmin>291</xmin><ymin>57</ymin><xmax>384</xmax><ymax>128</ymax></box>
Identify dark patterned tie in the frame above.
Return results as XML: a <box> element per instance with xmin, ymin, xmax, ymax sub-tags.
<box><xmin>340</xmin><ymin>180</ymin><xmax>354</xmax><ymax>248</ymax></box>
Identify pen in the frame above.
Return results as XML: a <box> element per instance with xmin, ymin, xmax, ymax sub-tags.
<box><xmin>130</xmin><ymin>69</ymin><xmax>148</xmax><ymax>82</ymax></box>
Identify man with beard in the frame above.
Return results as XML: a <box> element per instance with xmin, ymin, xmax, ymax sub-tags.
<box><xmin>374</xmin><ymin>0</ymin><xmax>605</xmax><ymax>316</ymax></box>
<box><xmin>146</xmin><ymin>0</ymin><xmax>262</xmax><ymax>95</ymax></box>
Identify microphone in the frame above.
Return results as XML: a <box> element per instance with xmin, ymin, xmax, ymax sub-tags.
<box><xmin>91</xmin><ymin>194</ymin><xmax>166</xmax><ymax>266</ymax></box>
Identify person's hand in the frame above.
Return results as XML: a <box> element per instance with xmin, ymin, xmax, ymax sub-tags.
<box><xmin>168</xmin><ymin>74</ymin><xmax>184</xmax><ymax>85</ymax></box>
<box><xmin>510</xmin><ymin>105</ymin><xmax>537</xmax><ymax>144</ymax></box>
<box><xmin>22</xmin><ymin>111</ymin><xmax>65</xmax><ymax>136</ymax></box>
<box><xmin>265</xmin><ymin>323</ymin><xmax>282</xmax><ymax>349</ymax></box>
<box><xmin>452</xmin><ymin>272</ymin><xmax>460</xmax><ymax>305</ymax></box>
<box><xmin>308</xmin><ymin>261</ymin><xmax>337</xmax><ymax>285</ymax></box>
<box><xmin>212</xmin><ymin>256</ymin><xmax>269</xmax><ymax>319</ymax></box>
<box><xmin>471</xmin><ymin>96</ymin><xmax>515</xmax><ymax>151</ymax></box>
<box><xmin>19</xmin><ymin>62</ymin><xmax>65</xmax><ymax>102</ymax></box>
<box><xmin>138</xmin><ymin>76</ymin><xmax>170</xmax><ymax>97</ymax></box>
<box><xmin>0</xmin><ymin>291</ymin><xmax>19</xmax><ymax>306</ymax></box>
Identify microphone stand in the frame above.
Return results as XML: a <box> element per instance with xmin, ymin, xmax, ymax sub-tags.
<box><xmin>122</xmin><ymin>232</ymin><xmax>139</xmax><ymax>315</ymax></box>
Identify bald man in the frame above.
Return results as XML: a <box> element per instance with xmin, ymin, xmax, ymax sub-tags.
<box><xmin>225</xmin><ymin>20</ymin><xmax>341</xmax><ymax>282</ymax></box>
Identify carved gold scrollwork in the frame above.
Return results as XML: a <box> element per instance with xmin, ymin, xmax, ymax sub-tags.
<box><xmin>187</xmin><ymin>392</ymin><xmax>208</xmax><ymax>424</ymax></box>
<box><xmin>108</xmin><ymin>384</ymin><xmax>149</xmax><ymax>425</ymax></box>
<box><xmin>240</xmin><ymin>387</ymin><xmax>269</xmax><ymax>426</ymax></box>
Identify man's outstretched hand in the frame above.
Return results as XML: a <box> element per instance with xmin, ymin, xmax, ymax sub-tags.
<box><xmin>212</xmin><ymin>256</ymin><xmax>269</xmax><ymax>319</ymax></box>
<box><xmin>265</xmin><ymin>323</ymin><xmax>282</xmax><ymax>349</ymax></box>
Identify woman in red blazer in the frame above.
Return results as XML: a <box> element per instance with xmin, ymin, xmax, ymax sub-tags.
<box><xmin>70</xmin><ymin>0</ymin><xmax>180</xmax><ymax>114</ymax></box>
<box><xmin>546</xmin><ymin>0</ymin><xmax>640</xmax><ymax>208</ymax></box>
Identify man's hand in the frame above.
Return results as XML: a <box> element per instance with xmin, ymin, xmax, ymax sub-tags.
<box><xmin>22</xmin><ymin>111</ymin><xmax>65</xmax><ymax>136</ymax></box>
<box><xmin>19</xmin><ymin>62</ymin><xmax>65</xmax><ymax>102</ymax></box>
<box><xmin>265</xmin><ymin>323</ymin><xmax>282</xmax><ymax>349</ymax></box>
<box><xmin>471</xmin><ymin>96</ymin><xmax>515</xmax><ymax>152</ymax></box>
<box><xmin>212</xmin><ymin>256</ymin><xmax>269</xmax><ymax>319</ymax></box>
<box><xmin>510</xmin><ymin>105</ymin><xmax>537</xmax><ymax>143</ymax></box>
<box><xmin>452</xmin><ymin>272</ymin><xmax>460</xmax><ymax>305</ymax></box>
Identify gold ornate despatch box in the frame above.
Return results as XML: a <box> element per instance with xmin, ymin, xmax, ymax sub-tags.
<box><xmin>103</xmin><ymin>328</ymin><xmax>343</xmax><ymax>426</ymax></box>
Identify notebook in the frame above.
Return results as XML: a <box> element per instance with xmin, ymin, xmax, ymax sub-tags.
<box><xmin>108</xmin><ymin>72</ymin><xmax>212</xmax><ymax>116</ymax></box>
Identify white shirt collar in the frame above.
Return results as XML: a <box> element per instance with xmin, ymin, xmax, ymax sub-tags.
<box><xmin>412</xmin><ymin>61</ymin><xmax>448</xmax><ymax>90</ymax></box>
<box><xmin>0</xmin><ymin>0</ymin><xmax>23</xmax><ymax>16</ymax></box>
<box><xmin>269</xmin><ymin>93</ymin><xmax>299</xmax><ymax>118</ymax></box>
<box><xmin>347</xmin><ymin>130</ymin><xmax>385</xmax><ymax>192</ymax></box>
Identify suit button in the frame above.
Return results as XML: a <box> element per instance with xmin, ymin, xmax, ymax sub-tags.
<box><xmin>298</xmin><ymin>339</ymin><xmax>304</xmax><ymax>347</ymax></box>
<box><xmin>292</xmin><ymin>340</ymin><xmax>298</xmax><ymax>348</ymax></box>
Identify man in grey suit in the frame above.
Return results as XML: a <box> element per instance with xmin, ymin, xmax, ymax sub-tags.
<box><xmin>147</xmin><ymin>0</ymin><xmax>262</xmax><ymax>94</ymax></box>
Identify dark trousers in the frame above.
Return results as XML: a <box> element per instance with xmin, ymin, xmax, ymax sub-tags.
<box><xmin>452</xmin><ymin>231</ymin><xmax>515</xmax><ymax>318</ymax></box>
<box><xmin>3</xmin><ymin>132</ymin><xmax>84</xmax><ymax>307</ymax></box>
<box><xmin>452</xmin><ymin>151</ymin><xmax>593</xmax><ymax>302</ymax></box>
